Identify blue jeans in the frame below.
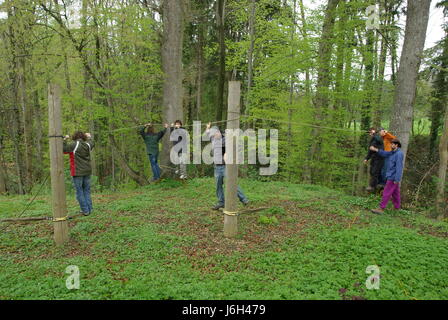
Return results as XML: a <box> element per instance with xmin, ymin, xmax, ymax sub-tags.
<box><xmin>214</xmin><ymin>165</ymin><xmax>248</xmax><ymax>205</ymax></box>
<box><xmin>73</xmin><ymin>176</ymin><xmax>92</xmax><ymax>214</ymax></box>
<box><xmin>149</xmin><ymin>154</ymin><xmax>161</xmax><ymax>180</ymax></box>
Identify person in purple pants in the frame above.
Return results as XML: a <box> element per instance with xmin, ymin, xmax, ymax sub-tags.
<box><xmin>368</xmin><ymin>139</ymin><xmax>404</xmax><ymax>214</ymax></box>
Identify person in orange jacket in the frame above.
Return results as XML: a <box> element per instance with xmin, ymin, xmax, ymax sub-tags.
<box><xmin>379</xmin><ymin>128</ymin><xmax>397</xmax><ymax>152</ymax></box>
<box><xmin>379</xmin><ymin>128</ymin><xmax>397</xmax><ymax>186</ymax></box>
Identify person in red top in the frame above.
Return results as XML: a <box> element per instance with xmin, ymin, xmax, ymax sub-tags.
<box><xmin>63</xmin><ymin>131</ymin><xmax>95</xmax><ymax>215</ymax></box>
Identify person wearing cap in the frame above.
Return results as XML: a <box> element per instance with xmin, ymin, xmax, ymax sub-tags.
<box><xmin>369</xmin><ymin>139</ymin><xmax>404</xmax><ymax>214</ymax></box>
<box><xmin>138</xmin><ymin>122</ymin><xmax>169</xmax><ymax>182</ymax></box>
<box><xmin>205</xmin><ymin>122</ymin><xmax>249</xmax><ymax>210</ymax></box>
<box><xmin>363</xmin><ymin>128</ymin><xmax>385</xmax><ymax>192</ymax></box>
<box><xmin>378</xmin><ymin>128</ymin><xmax>397</xmax><ymax>185</ymax></box>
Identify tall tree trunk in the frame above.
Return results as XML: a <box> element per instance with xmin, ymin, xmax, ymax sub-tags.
<box><xmin>196</xmin><ymin>11</ymin><xmax>205</xmax><ymax>120</ymax></box>
<box><xmin>0</xmin><ymin>124</ymin><xmax>7</xmax><ymax>194</ymax></box>
<box><xmin>389</xmin><ymin>1</ymin><xmax>400</xmax><ymax>86</ymax></box>
<box><xmin>81</xmin><ymin>0</ymin><xmax>97</xmax><ymax>177</ymax></box>
<box><xmin>19</xmin><ymin>57</ymin><xmax>33</xmax><ymax>189</ymax></box>
<box><xmin>360</xmin><ymin>26</ymin><xmax>375</xmax><ymax>146</ymax></box>
<box><xmin>33</xmin><ymin>88</ymin><xmax>44</xmax><ymax>182</ymax></box>
<box><xmin>430</xmin><ymin>34</ymin><xmax>448</xmax><ymax>160</ymax></box>
<box><xmin>390</xmin><ymin>0</ymin><xmax>431</xmax><ymax>166</ymax></box>
<box><xmin>308</xmin><ymin>0</ymin><xmax>340</xmax><ymax>181</ymax></box>
<box><xmin>436</xmin><ymin>100</ymin><xmax>448</xmax><ymax>219</ymax></box>
<box><xmin>298</xmin><ymin>0</ymin><xmax>311</xmax><ymax>96</ymax></box>
<box><xmin>244</xmin><ymin>0</ymin><xmax>256</xmax><ymax>116</ymax></box>
<box><xmin>372</xmin><ymin>0</ymin><xmax>391</xmax><ymax>127</ymax></box>
<box><xmin>334</xmin><ymin>0</ymin><xmax>347</xmax><ymax>126</ymax></box>
<box><xmin>6</xmin><ymin>3</ymin><xmax>25</xmax><ymax>194</ymax></box>
<box><xmin>215</xmin><ymin>0</ymin><xmax>226</xmax><ymax>122</ymax></box>
<box><xmin>161</xmin><ymin>0</ymin><xmax>185</xmax><ymax>172</ymax></box>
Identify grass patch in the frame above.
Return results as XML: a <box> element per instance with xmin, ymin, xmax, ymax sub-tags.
<box><xmin>0</xmin><ymin>178</ymin><xmax>447</xmax><ymax>299</ymax></box>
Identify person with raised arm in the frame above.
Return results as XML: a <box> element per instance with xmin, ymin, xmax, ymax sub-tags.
<box><xmin>369</xmin><ymin>139</ymin><xmax>404</xmax><ymax>214</ymax></box>
<box><xmin>170</xmin><ymin>120</ymin><xmax>188</xmax><ymax>180</ymax></box>
<box><xmin>139</xmin><ymin>122</ymin><xmax>168</xmax><ymax>182</ymax></box>
<box><xmin>63</xmin><ymin>131</ymin><xmax>95</xmax><ymax>216</ymax></box>
<box><xmin>205</xmin><ymin>122</ymin><xmax>249</xmax><ymax>210</ymax></box>
<box><xmin>364</xmin><ymin>128</ymin><xmax>385</xmax><ymax>192</ymax></box>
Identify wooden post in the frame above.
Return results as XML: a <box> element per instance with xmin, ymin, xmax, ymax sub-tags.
<box><xmin>224</xmin><ymin>81</ymin><xmax>241</xmax><ymax>237</ymax></box>
<box><xmin>48</xmin><ymin>84</ymin><xmax>69</xmax><ymax>245</ymax></box>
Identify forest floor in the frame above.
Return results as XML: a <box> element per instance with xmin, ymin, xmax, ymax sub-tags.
<box><xmin>0</xmin><ymin>178</ymin><xmax>447</xmax><ymax>300</ymax></box>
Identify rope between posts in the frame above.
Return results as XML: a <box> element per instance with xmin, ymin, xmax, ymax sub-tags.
<box><xmin>241</xmin><ymin>115</ymin><xmax>411</xmax><ymax>134</ymax></box>
<box><xmin>84</xmin><ymin>115</ymin><xmax>410</xmax><ymax>139</ymax></box>
<box><xmin>98</xmin><ymin>118</ymin><xmax>241</xmax><ymax>136</ymax></box>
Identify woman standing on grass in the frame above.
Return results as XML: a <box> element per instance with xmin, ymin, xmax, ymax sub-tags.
<box><xmin>63</xmin><ymin>131</ymin><xmax>95</xmax><ymax>216</ymax></box>
<box><xmin>139</xmin><ymin>123</ymin><xmax>168</xmax><ymax>182</ymax></box>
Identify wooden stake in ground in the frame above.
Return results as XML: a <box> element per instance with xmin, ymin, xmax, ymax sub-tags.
<box><xmin>48</xmin><ymin>83</ymin><xmax>69</xmax><ymax>245</ymax></box>
<box><xmin>224</xmin><ymin>81</ymin><xmax>241</xmax><ymax>237</ymax></box>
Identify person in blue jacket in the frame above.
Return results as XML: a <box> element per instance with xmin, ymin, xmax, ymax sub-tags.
<box><xmin>369</xmin><ymin>139</ymin><xmax>404</xmax><ymax>214</ymax></box>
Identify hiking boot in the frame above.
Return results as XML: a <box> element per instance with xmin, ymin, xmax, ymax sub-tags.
<box><xmin>175</xmin><ymin>169</ymin><xmax>180</xmax><ymax>175</ymax></box>
<box><xmin>242</xmin><ymin>200</ymin><xmax>249</xmax><ymax>207</ymax></box>
<box><xmin>180</xmin><ymin>174</ymin><xmax>188</xmax><ymax>180</ymax></box>
<box><xmin>371</xmin><ymin>208</ymin><xmax>384</xmax><ymax>215</ymax></box>
<box><xmin>366</xmin><ymin>186</ymin><xmax>374</xmax><ymax>192</ymax></box>
<box><xmin>212</xmin><ymin>203</ymin><xmax>224</xmax><ymax>210</ymax></box>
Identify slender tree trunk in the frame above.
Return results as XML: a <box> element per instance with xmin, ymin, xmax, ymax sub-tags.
<box><xmin>342</xmin><ymin>24</ymin><xmax>355</xmax><ymax>125</ymax></box>
<box><xmin>373</xmin><ymin>33</ymin><xmax>387</xmax><ymax>127</ymax></box>
<box><xmin>390</xmin><ymin>0</ymin><xmax>431</xmax><ymax>166</ymax></box>
<box><xmin>33</xmin><ymin>88</ymin><xmax>44</xmax><ymax>181</ymax></box>
<box><xmin>244</xmin><ymin>0</ymin><xmax>256</xmax><ymax>116</ymax></box>
<box><xmin>19</xmin><ymin>57</ymin><xmax>33</xmax><ymax>189</ymax></box>
<box><xmin>436</xmin><ymin>101</ymin><xmax>448</xmax><ymax>219</ymax></box>
<box><xmin>308</xmin><ymin>0</ymin><xmax>340</xmax><ymax>181</ymax></box>
<box><xmin>430</xmin><ymin>34</ymin><xmax>448</xmax><ymax>159</ymax></box>
<box><xmin>161</xmin><ymin>0</ymin><xmax>185</xmax><ymax>172</ymax></box>
<box><xmin>215</xmin><ymin>0</ymin><xmax>226</xmax><ymax>122</ymax></box>
<box><xmin>334</xmin><ymin>0</ymin><xmax>347</xmax><ymax>126</ymax></box>
<box><xmin>6</xmin><ymin>4</ymin><xmax>25</xmax><ymax>194</ymax></box>
<box><xmin>196</xmin><ymin>13</ymin><xmax>205</xmax><ymax>120</ymax></box>
<box><xmin>373</xmin><ymin>0</ymin><xmax>391</xmax><ymax>127</ymax></box>
<box><xmin>389</xmin><ymin>10</ymin><xmax>399</xmax><ymax>86</ymax></box>
<box><xmin>360</xmin><ymin>26</ymin><xmax>375</xmax><ymax>146</ymax></box>
<box><xmin>0</xmin><ymin>128</ymin><xmax>7</xmax><ymax>194</ymax></box>
<box><xmin>298</xmin><ymin>0</ymin><xmax>311</xmax><ymax>96</ymax></box>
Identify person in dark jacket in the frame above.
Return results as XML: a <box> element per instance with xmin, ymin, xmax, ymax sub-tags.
<box><xmin>369</xmin><ymin>139</ymin><xmax>404</xmax><ymax>214</ymax></box>
<box><xmin>205</xmin><ymin>123</ymin><xmax>249</xmax><ymax>210</ymax></box>
<box><xmin>364</xmin><ymin>128</ymin><xmax>385</xmax><ymax>191</ymax></box>
<box><xmin>139</xmin><ymin>122</ymin><xmax>168</xmax><ymax>182</ymax></box>
<box><xmin>170</xmin><ymin>120</ymin><xmax>188</xmax><ymax>179</ymax></box>
<box><xmin>63</xmin><ymin>131</ymin><xmax>95</xmax><ymax>216</ymax></box>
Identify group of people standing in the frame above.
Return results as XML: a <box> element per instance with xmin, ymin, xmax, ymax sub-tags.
<box><xmin>137</xmin><ymin>121</ymin><xmax>249</xmax><ymax>210</ymax></box>
<box><xmin>363</xmin><ymin>127</ymin><xmax>405</xmax><ymax>214</ymax></box>
<box><xmin>61</xmin><ymin>122</ymin><xmax>404</xmax><ymax>216</ymax></box>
